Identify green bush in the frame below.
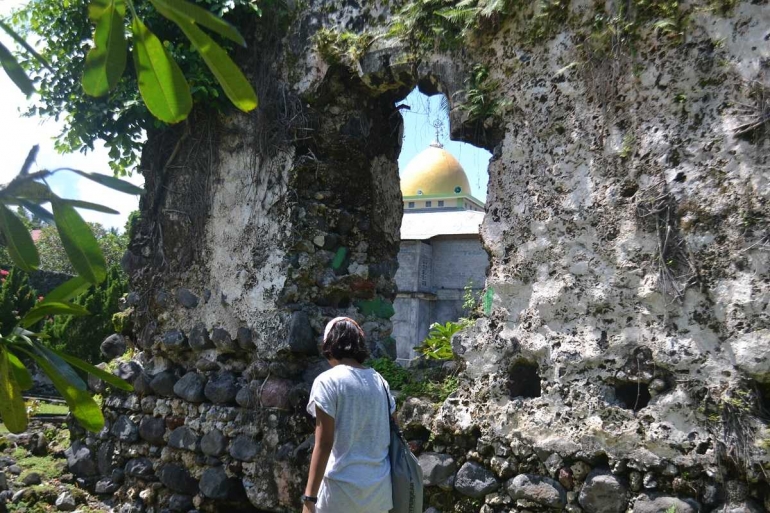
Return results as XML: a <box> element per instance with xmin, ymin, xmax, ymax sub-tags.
<box><xmin>0</xmin><ymin>268</ymin><xmax>38</xmax><ymax>336</ymax></box>
<box><xmin>42</xmin><ymin>266</ymin><xmax>127</xmax><ymax>363</ymax></box>
<box><xmin>368</xmin><ymin>357</ymin><xmax>411</xmax><ymax>390</ymax></box>
<box><xmin>414</xmin><ymin>320</ymin><xmax>469</xmax><ymax>360</ymax></box>
<box><xmin>368</xmin><ymin>357</ymin><xmax>459</xmax><ymax>405</ymax></box>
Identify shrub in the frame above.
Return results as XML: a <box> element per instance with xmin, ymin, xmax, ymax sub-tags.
<box><xmin>0</xmin><ymin>268</ymin><xmax>38</xmax><ymax>336</ymax></box>
<box><xmin>414</xmin><ymin>320</ymin><xmax>469</xmax><ymax>360</ymax></box>
<box><xmin>42</xmin><ymin>266</ymin><xmax>127</xmax><ymax>363</ymax></box>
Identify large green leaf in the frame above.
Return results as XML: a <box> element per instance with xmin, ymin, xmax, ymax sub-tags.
<box><xmin>131</xmin><ymin>17</ymin><xmax>192</xmax><ymax>123</ymax></box>
<box><xmin>7</xmin><ymin>352</ymin><xmax>34</xmax><ymax>391</ymax></box>
<box><xmin>0</xmin><ymin>348</ymin><xmax>28</xmax><ymax>433</ymax></box>
<box><xmin>83</xmin><ymin>0</ymin><xmax>127</xmax><ymax>97</ymax></box>
<box><xmin>150</xmin><ymin>0</ymin><xmax>246</xmax><ymax>46</ymax></box>
<box><xmin>160</xmin><ymin>10</ymin><xmax>257</xmax><ymax>112</ymax></box>
<box><xmin>15</xmin><ymin>345</ymin><xmax>103</xmax><ymax>432</ymax></box>
<box><xmin>42</xmin><ymin>276</ymin><xmax>91</xmax><ymax>305</ymax></box>
<box><xmin>0</xmin><ymin>204</ymin><xmax>39</xmax><ymax>272</ymax></box>
<box><xmin>21</xmin><ymin>301</ymin><xmax>91</xmax><ymax>328</ymax></box>
<box><xmin>63</xmin><ymin>169</ymin><xmax>144</xmax><ymax>195</ymax></box>
<box><xmin>0</xmin><ymin>20</ymin><xmax>51</xmax><ymax>70</ymax></box>
<box><xmin>52</xmin><ymin>350</ymin><xmax>133</xmax><ymax>392</ymax></box>
<box><xmin>4</xmin><ymin>180</ymin><xmax>53</xmax><ymax>202</ymax></box>
<box><xmin>0</xmin><ymin>41</ymin><xmax>33</xmax><ymax>96</ymax></box>
<box><xmin>33</xmin><ymin>341</ymin><xmax>88</xmax><ymax>391</ymax></box>
<box><xmin>18</xmin><ymin>200</ymin><xmax>54</xmax><ymax>224</ymax></box>
<box><xmin>52</xmin><ymin>200</ymin><xmax>107</xmax><ymax>284</ymax></box>
<box><xmin>61</xmin><ymin>200</ymin><xmax>119</xmax><ymax>214</ymax></box>
<box><xmin>88</xmin><ymin>0</ymin><xmax>113</xmax><ymax>22</ymax></box>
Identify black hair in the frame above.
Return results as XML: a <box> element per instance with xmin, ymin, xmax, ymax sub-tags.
<box><xmin>322</xmin><ymin>318</ymin><xmax>369</xmax><ymax>363</ymax></box>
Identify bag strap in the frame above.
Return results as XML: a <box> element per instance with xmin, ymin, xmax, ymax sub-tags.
<box><xmin>377</xmin><ymin>374</ymin><xmax>398</xmax><ymax>433</ymax></box>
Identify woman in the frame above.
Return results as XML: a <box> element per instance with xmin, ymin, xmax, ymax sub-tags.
<box><xmin>302</xmin><ymin>317</ymin><xmax>395</xmax><ymax>513</ymax></box>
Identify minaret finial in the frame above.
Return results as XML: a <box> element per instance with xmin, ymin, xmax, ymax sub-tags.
<box><xmin>430</xmin><ymin>119</ymin><xmax>443</xmax><ymax>148</ymax></box>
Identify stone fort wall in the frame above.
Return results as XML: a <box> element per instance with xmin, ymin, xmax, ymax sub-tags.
<box><xmin>71</xmin><ymin>1</ymin><xmax>770</xmax><ymax>512</ymax></box>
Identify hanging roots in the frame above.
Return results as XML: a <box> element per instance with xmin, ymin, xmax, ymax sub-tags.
<box><xmin>635</xmin><ymin>180</ymin><xmax>699</xmax><ymax>303</ymax></box>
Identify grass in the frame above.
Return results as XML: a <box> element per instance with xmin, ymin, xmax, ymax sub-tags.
<box><xmin>36</xmin><ymin>403</ymin><xmax>68</xmax><ymax>415</ymax></box>
<box><xmin>17</xmin><ymin>453</ymin><xmax>67</xmax><ymax>481</ymax></box>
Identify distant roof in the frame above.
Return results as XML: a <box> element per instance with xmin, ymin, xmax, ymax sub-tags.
<box><xmin>401</xmin><ymin>210</ymin><xmax>484</xmax><ymax>240</ymax></box>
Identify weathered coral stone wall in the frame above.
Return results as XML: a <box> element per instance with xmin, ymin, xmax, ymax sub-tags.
<box><xmin>74</xmin><ymin>1</ymin><xmax>770</xmax><ymax>512</ymax></box>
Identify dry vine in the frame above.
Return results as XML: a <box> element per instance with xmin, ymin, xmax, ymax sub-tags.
<box><xmin>635</xmin><ymin>180</ymin><xmax>698</xmax><ymax>304</ymax></box>
<box><xmin>733</xmin><ymin>79</ymin><xmax>769</xmax><ymax>141</ymax></box>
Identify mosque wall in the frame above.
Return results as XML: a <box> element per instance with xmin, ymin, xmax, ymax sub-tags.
<box><xmin>78</xmin><ymin>1</ymin><xmax>770</xmax><ymax>512</ymax></box>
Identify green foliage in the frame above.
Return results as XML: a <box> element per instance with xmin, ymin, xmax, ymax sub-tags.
<box><xmin>461</xmin><ymin>64</ymin><xmax>510</xmax><ymax>123</ymax></box>
<box><xmin>125</xmin><ymin>210</ymin><xmax>142</xmax><ymax>242</ymax></box>
<box><xmin>415</xmin><ymin>320</ymin><xmax>469</xmax><ymax>360</ymax></box>
<box><xmin>313</xmin><ymin>28</ymin><xmax>374</xmax><ymax>66</ymax></box>
<box><xmin>7</xmin><ymin>0</ymin><xmax>259</xmax><ymax>174</ymax></box>
<box><xmin>619</xmin><ymin>133</ymin><xmax>636</xmax><ymax>159</ymax></box>
<box><xmin>368</xmin><ymin>357</ymin><xmax>411</xmax><ymax>390</ymax></box>
<box><xmin>367</xmin><ymin>357</ymin><xmax>459</xmax><ymax>405</ymax></box>
<box><xmin>401</xmin><ymin>375</ymin><xmax>459</xmax><ymax>404</ymax></box>
<box><xmin>43</xmin><ymin>266</ymin><xmax>127</xmax><ymax>364</ymax></box>
<box><xmin>0</xmin><ymin>152</ymin><xmax>136</xmax><ymax>434</ymax></box>
<box><xmin>526</xmin><ymin>0</ymin><xmax>569</xmax><ymax>43</ymax></box>
<box><xmin>389</xmin><ymin>0</ymin><xmax>514</xmax><ymax>51</ymax></box>
<box><xmin>462</xmin><ymin>279</ymin><xmax>485</xmax><ymax>319</ymax></box>
<box><xmin>36</xmin><ymin>223</ymin><xmax>128</xmax><ymax>275</ymax></box>
<box><xmin>0</xmin><ymin>268</ymin><xmax>37</xmax><ymax>337</ymax></box>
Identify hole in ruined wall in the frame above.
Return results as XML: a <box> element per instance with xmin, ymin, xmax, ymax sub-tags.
<box><xmin>391</xmin><ymin>87</ymin><xmax>493</xmax><ymax>366</ymax></box>
<box><xmin>614</xmin><ymin>382</ymin><xmax>652</xmax><ymax>411</ymax></box>
<box><xmin>507</xmin><ymin>360</ymin><xmax>542</xmax><ymax>399</ymax></box>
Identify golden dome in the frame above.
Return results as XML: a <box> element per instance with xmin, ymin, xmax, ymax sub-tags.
<box><xmin>400</xmin><ymin>143</ymin><xmax>471</xmax><ymax>197</ymax></box>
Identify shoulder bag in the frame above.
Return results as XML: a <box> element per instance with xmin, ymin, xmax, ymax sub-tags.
<box><xmin>380</xmin><ymin>378</ymin><xmax>423</xmax><ymax>513</ymax></box>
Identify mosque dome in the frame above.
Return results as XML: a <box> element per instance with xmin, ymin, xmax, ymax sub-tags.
<box><xmin>400</xmin><ymin>142</ymin><xmax>471</xmax><ymax>197</ymax></box>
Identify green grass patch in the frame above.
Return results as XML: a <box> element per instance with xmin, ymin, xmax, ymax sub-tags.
<box><xmin>18</xmin><ymin>454</ymin><xmax>66</xmax><ymax>481</ymax></box>
<box><xmin>36</xmin><ymin>403</ymin><xmax>68</xmax><ymax>415</ymax></box>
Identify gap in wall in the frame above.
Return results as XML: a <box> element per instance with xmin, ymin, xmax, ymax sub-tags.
<box><xmin>391</xmin><ymin>87</ymin><xmax>492</xmax><ymax>366</ymax></box>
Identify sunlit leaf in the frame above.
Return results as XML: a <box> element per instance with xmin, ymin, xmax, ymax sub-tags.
<box><xmin>0</xmin><ymin>41</ymin><xmax>33</xmax><ymax>96</ymax></box>
<box><xmin>150</xmin><ymin>0</ymin><xmax>246</xmax><ymax>46</ymax></box>
<box><xmin>15</xmin><ymin>345</ymin><xmax>103</xmax><ymax>432</ymax></box>
<box><xmin>0</xmin><ymin>348</ymin><xmax>28</xmax><ymax>433</ymax></box>
<box><xmin>61</xmin><ymin>169</ymin><xmax>144</xmax><ymax>195</ymax></box>
<box><xmin>0</xmin><ymin>205</ymin><xmax>39</xmax><ymax>272</ymax></box>
<box><xmin>52</xmin><ymin>349</ymin><xmax>134</xmax><ymax>391</ymax></box>
<box><xmin>7</xmin><ymin>352</ymin><xmax>34</xmax><ymax>391</ymax></box>
<box><xmin>159</xmin><ymin>9</ymin><xmax>257</xmax><ymax>112</ymax></box>
<box><xmin>42</xmin><ymin>276</ymin><xmax>91</xmax><ymax>305</ymax></box>
<box><xmin>52</xmin><ymin>200</ymin><xmax>107</xmax><ymax>284</ymax></box>
<box><xmin>131</xmin><ymin>17</ymin><xmax>192</xmax><ymax>123</ymax></box>
<box><xmin>21</xmin><ymin>301</ymin><xmax>91</xmax><ymax>327</ymax></box>
<box><xmin>0</xmin><ymin>20</ymin><xmax>51</xmax><ymax>70</ymax></box>
<box><xmin>88</xmin><ymin>0</ymin><xmax>114</xmax><ymax>21</ymax></box>
<box><xmin>83</xmin><ymin>0</ymin><xmax>127</xmax><ymax>97</ymax></box>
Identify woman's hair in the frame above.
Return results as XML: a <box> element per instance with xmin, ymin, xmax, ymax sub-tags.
<box><xmin>322</xmin><ymin>317</ymin><xmax>369</xmax><ymax>363</ymax></box>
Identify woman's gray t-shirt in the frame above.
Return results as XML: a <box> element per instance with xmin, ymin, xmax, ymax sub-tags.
<box><xmin>307</xmin><ymin>365</ymin><xmax>395</xmax><ymax>512</ymax></box>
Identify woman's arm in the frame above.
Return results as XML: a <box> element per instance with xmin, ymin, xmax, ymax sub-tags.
<box><xmin>303</xmin><ymin>406</ymin><xmax>335</xmax><ymax>513</ymax></box>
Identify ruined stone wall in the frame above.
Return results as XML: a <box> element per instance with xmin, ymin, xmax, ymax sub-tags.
<box><xmin>75</xmin><ymin>1</ymin><xmax>770</xmax><ymax>512</ymax></box>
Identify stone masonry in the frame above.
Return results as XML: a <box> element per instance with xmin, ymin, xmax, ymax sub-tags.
<box><xmin>72</xmin><ymin>1</ymin><xmax>770</xmax><ymax>512</ymax></box>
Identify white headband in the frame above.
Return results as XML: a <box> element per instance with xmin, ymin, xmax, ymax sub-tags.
<box><xmin>323</xmin><ymin>316</ymin><xmax>353</xmax><ymax>342</ymax></box>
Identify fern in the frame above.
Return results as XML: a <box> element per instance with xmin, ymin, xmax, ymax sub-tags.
<box><xmin>435</xmin><ymin>6</ymin><xmax>479</xmax><ymax>27</ymax></box>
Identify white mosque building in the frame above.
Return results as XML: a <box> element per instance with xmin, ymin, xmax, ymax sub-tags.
<box><xmin>392</xmin><ymin>141</ymin><xmax>489</xmax><ymax>364</ymax></box>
